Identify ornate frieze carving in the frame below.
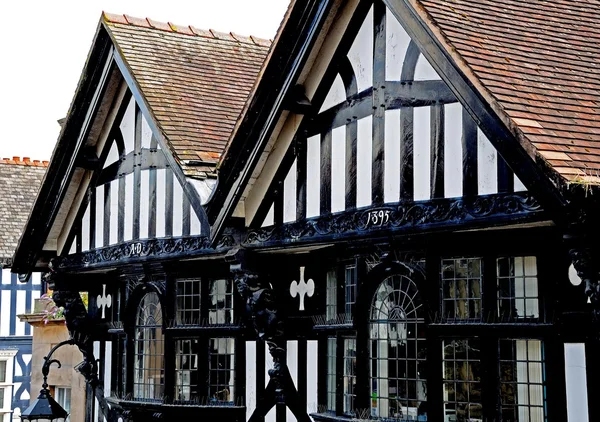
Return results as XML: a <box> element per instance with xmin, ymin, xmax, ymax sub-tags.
<box><xmin>53</xmin><ymin>235</ymin><xmax>235</xmax><ymax>270</ymax></box>
<box><xmin>246</xmin><ymin>192</ymin><xmax>542</xmax><ymax>245</ymax></box>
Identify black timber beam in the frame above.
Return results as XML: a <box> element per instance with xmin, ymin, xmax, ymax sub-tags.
<box><xmin>206</xmin><ymin>0</ymin><xmax>335</xmax><ymax>238</ymax></box>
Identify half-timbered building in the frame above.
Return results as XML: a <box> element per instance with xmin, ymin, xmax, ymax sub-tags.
<box><xmin>11</xmin><ymin>1</ymin><xmax>600</xmax><ymax>422</ymax></box>
<box><xmin>0</xmin><ymin>157</ymin><xmax>46</xmax><ymax>421</ymax></box>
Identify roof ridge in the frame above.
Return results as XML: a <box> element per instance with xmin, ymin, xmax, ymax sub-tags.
<box><xmin>102</xmin><ymin>11</ymin><xmax>272</xmax><ymax>48</ymax></box>
<box><xmin>0</xmin><ymin>156</ymin><xmax>49</xmax><ymax>167</ymax></box>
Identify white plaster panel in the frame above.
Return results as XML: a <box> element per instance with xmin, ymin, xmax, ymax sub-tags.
<box><xmin>140</xmin><ymin>170</ymin><xmax>150</xmax><ymax>239</ymax></box>
<box><xmin>104</xmin><ymin>142</ymin><xmax>119</xmax><ymax>169</ymax></box>
<box><xmin>477</xmin><ymin>128</ymin><xmax>498</xmax><ymax>195</ymax></box>
<box><xmin>124</xmin><ymin>173</ymin><xmax>134</xmax><ymax>241</ymax></box>
<box><xmin>320</xmin><ymin>74</ymin><xmax>346</xmax><ymax>113</ymax></box>
<box><xmin>141</xmin><ymin>112</ymin><xmax>153</xmax><ymax>149</ymax></box>
<box><xmin>262</xmin><ymin>204</ymin><xmax>274</xmax><ymax>227</ymax></box>
<box><xmin>287</xmin><ymin>341</ymin><xmax>298</xmax><ymax>422</ymax></box>
<box><xmin>331</xmin><ymin>126</ymin><xmax>346</xmax><ymax>213</ymax></box>
<box><xmin>109</xmin><ymin>179</ymin><xmax>119</xmax><ymax>245</ymax></box>
<box><xmin>173</xmin><ymin>178</ymin><xmax>184</xmax><ymax>237</ymax></box>
<box><xmin>16</xmin><ymin>290</ymin><xmax>26</xmax><ymax>336</ymax></box>
<box><xmin>104</xmin><ymin>342</ymin><xmax>112</xmax><ymax>399</ymax></box>
<box><xmin>283</xmin><ymin>160</ymin><xmax>298</xmax><ymax>223</ymax></box>
<box><xmin>306</xmin><ymin>135</ymin><xmax>321</xmax><ymax>218</ymax></box>
<box><xmin>120</xmin><ymin>97</ymin><xmax>136</xmax><ymax>154</ymax></box>
<box><xmin>357</xmin><ymin>116</ymin><xmax>373</xmax><ymax>207</ymax></box>
<box><xmin>1</xmin><ymin>269</ymin><xmax>10</xmax><ymax>284</ymax></box>
<box><xmin>156</xmin><ymin>169</ymin><xmax>166</xmax><ymax>238</ymax></box>
<box><xmin>81</xmin><ymin>203</ymin><xmax>91</xmax><ymax>252</ymax></box>
<box><xmin>564</xmin><ymin>343</ymin><xmax>589</xmax><ymax>422</ymax></box>
<box><xmin>384</xmin><ymin>109</ymin><xmax>401</xmax><ymax>203</ymax></box>
<box><xmin>347</xmin><ymin>5</ymin><xmax>373</xmax><ymax>92</ymax></box>
<box><xmin>444</xmin><ymin>103</ymin><xmax>463</xmax><ymax>198</ymax></box>
<box><xmin>414</xmin><ymin>54</ymin><xmax>441</xmax><ymax>81</ymax></box>
<box><xmin>385</xmin><ymin>7</ymin><xmax>411</xmax><ymax>81</ymax></box>
<box><xmin>307</xmin><ymin>340</ymin><xmax>318</xmax><ymax>419</ymax></box>
<box><xmin>190</xmin><ymin>210</ymin><xmax>201</xmax><ymax>235</ymax></box>
<box><xmin>95</xmin><ymin>185</ymin><xmax>104</xmax><ymax>249</ymax></box>
<box><xmin>266</xmin><ymin>347</ymin><xmax>275</xmax><ymax>422</ymax></box>
<box><xmin>0</xmin><ymin>291</ymin><xmax>10</xmax><ymax>336</ymax></box>
<box><xmin>188</xmin><ymin>178</ymin><xmax>217</xmax><ymax>205</ymax></box>
<box><xmin>515</xmin><ymin>174</ymin><xmax>527</xmax><ymax>191</ymax></box>
<box><xmin>413</xmin><ymin>106</ymin><xmax>431</xmax><ymax>201</ymax></box>
<box><xmin>31</xmin><ymin>272</ymin><xmax>42</xmax><ymax>285</ymax></box>
<box><xmin>246</xmin><ymin>341</ymin><xmax>257</xmax><ymax>420</ymax></box>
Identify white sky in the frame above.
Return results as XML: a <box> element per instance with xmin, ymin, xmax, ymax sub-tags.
<box><xmin>0</xmin><ymin>0</ymin><xmax>288</xmax><ymax>161</ymax></box>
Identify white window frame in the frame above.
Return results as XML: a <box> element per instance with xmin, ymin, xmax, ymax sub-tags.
<box><xmin>0</xmin><ymin>349</ymin><xmax>17</xmax><ymax>419</ymax></box>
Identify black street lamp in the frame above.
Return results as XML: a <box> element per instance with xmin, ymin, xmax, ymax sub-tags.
<box><xmin>21</xmin><ymin>339</ymin><xmax>76</xmax><ymax>422</ymax></box>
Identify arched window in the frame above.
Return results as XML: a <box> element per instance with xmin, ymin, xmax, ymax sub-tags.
<box><xmin>370</xmin><ymin>274</ymin><xmax>427</xmax><ymax>420</ymax></box>
<box><xmin>133</xmin><ymin>292</ymin><xmax>164</xmax><ymax>401</ymax></box>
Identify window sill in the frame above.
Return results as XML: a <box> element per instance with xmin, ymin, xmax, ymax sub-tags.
<box><xmin>166</xmin><ymin>324</ymin><xmax>243</xmax><ymax>332</ymax></box>
<box><xmin>310</xmin><ymin>413</ymin><xmax>355</xmax><ymax>421</ymax></box>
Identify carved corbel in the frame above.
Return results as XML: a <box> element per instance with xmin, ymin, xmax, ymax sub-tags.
<box><xmin>44</xmin><ymin>265</ymin><xmax>111</xmax><ymax>419</ymax></box>
<box><xmin>569</xmin><ymin>247</ymin><xmax>600</xmax><ymax>317</ymax></box>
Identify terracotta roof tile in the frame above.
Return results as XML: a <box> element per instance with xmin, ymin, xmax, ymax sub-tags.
<box><xmin>0</xmin><ymin>158</ymin><xmax>47</xmax><ymax>265</ymax></box>
<box><xmin>102</xmin><ymin>13</ymin><xmax>271</xmax><ymax>177</ymax></box>
<box><xmin>416</xmin><ymin>0</ymin><xmax>600</xmax><ymax>181</ymax></box>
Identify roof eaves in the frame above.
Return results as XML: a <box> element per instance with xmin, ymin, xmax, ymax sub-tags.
<box><xmin>11</xmin><ymin>20</ymin><xmax>115</xmax><ymax>274</ymax></box>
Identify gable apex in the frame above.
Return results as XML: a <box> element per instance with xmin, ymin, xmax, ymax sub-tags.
<box><xmin>209</xmin><ymin>0</ymin><xmax>571</xmax><ymax>242</ymax></box>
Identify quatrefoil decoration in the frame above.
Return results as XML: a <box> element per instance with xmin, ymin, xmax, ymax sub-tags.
<box><xmin>290</xmin><ymin>267</ymin><xmax>315</xmax><ymax>311</ymax></box>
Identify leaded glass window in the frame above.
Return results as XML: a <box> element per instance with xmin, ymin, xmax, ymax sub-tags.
<box><xmin>209</xmin><ymin>279</ymin><xmax>234</xmax><ymax>325</ymax></box>
<box><xmin>443</xmin><ymin>339</ymin><xmax>482</xmax><ymax>421</ymax></box>
<box><xmin>175</xmin><ymin>339</ymin><xmax>199</xmax><ymax>402</ymax></box>
<box><xmin>500</xmin><ymin>339</ymin><xmax>547</xmax><ymax>421</ymax></box>
<box><xmin>176</xmin><ymin>278</ymin><xmax>201</xmax><ymax>325</ymax></box>
<box><xmin>345</xmin><ymin>264</ymin><xmax>357</xmax><ymax>318</ymax></box>
<box><xmin>133</xmin><ymin>292</ymin><xmax>164</xmax><ymax>401</ymax></box>
<box><xmin>370</xmin><ymin>274</ymin><xmax>427</xmax><ymax>420</ymax></box>
<box><xmin>343</xmin><ymin>337</ymin><xmax>357</xmax><ymax>415</ymax></box>
<box><xmin>497</xmin><ymin>257</ymin><xmax>539</xmax><ymax>320</ymax></box>
<box><xmin>208</xmin><ymin>337</ymin><xmax>235</xmax><ymax>403</ymax></box>
<box><xmin>327</xmin><ymin>337</ymin><xmax>337</xmax><ymax>412</ymax></box>
<box><xmin>442</xmin><ymin>258</ymin><xmax>483</xmax><ymax>321</ymax></box>
<box><xmin>326</xmin><ymin>270</ymin><xmax>338</xmax><ymax>322</ymax></box>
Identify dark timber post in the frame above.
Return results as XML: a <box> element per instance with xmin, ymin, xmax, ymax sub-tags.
<box><xmin>372</xmin><ymin>1</ymin><xmax>386</xmax><ymax>205</ymax></box>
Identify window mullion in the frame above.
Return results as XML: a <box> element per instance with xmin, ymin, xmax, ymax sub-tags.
<box><xmin>481</xmin><ymin>336</ymin><xmax>499</xmax><ymax>421</ymax></box>
<box><xmin>482</xmin><ymin>254</ymin><xmax>497</xmax><ymax>324</ymax></box>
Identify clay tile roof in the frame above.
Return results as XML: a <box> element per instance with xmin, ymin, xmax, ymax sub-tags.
<box><xmin>102</xmin><ymin>12</ymin><xmax>271</xmax><ymax>178</ymax></box>
<box><xmin>0</xmin><ymin>158</ymin><xmax>47</xmax><ymax>265</ymax></box>
<box><xmin>415</xmin><ymin>0</ymin><xmax>600</xmax><ymax>182</ymax></box>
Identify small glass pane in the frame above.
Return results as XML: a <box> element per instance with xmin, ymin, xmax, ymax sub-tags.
<box><xmin>326</xmin><ymin>337</ymin><xmax>336</xmax><ymax>412</ymax></box>
<box><xmin>441</xmin><ymin>258</ymin><xmax>483</xmax><ymax>321</ymax></box>
<box><xmin>326</xmin><ymin>270</ymin><xmax>338</xmax><ymax>323</ymax></box>
<box><xmin>209</xmin><ymin>279</ymin><xmax>234</xmax><ymax>325</ymax></box>
<box><xmin>176</xmin><ymin>278</ymin><xmax>201</xmax><ymax>325</ymax></box>
<box><xmin>499</xmin><ymin>339</ymin><xmax>547</xmax><ymax>422</ymax></box>
<box><xmin>443</xmin><ymin>339</ymin><xmax>482</xmax><ymax>421</ymax></box>
<box><xmin>208</xmin><ymin>337</ymin><xmax>235</xmax><ymax>403</ymax></box>
<box><xmin>497</xmin><ymin>256</ymin><xmax>539</xmax><ymax>320</ymax></box>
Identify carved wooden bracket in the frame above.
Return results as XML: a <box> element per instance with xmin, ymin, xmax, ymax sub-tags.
<box><xmin>230</xmin><ymin>253</ymin><xmax>311</xmax><ymax>422</ymax></box>
<box><xmin>569</xmin><ymin>247</ymin><xmax>600</xmax><ymax>317</ymax></box>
